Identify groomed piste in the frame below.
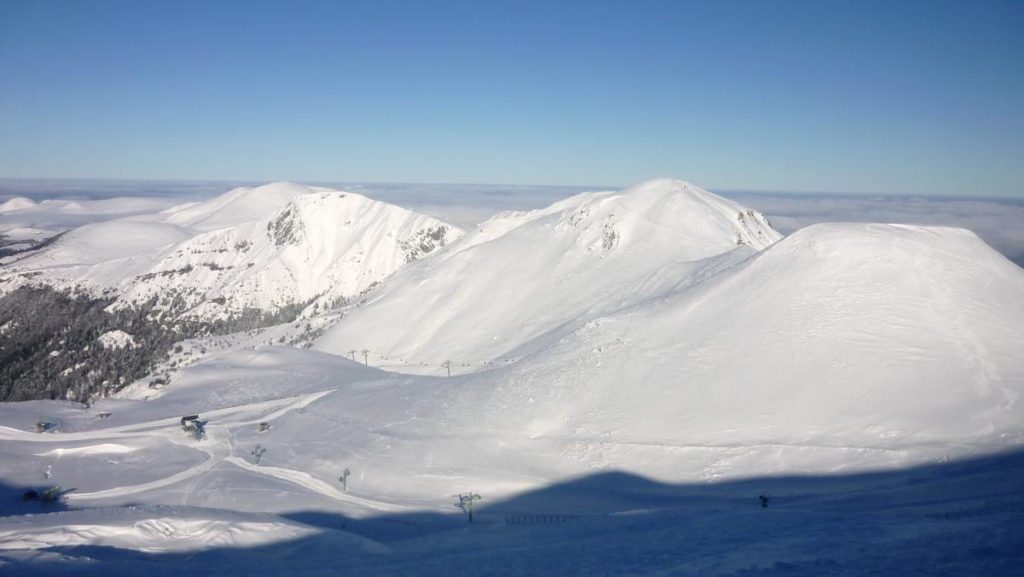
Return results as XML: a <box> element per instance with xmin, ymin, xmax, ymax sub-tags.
<box><xmin>1</xmin><ymin>179</ymin><xmax>1022</xmax><ymax>575</ymax></box>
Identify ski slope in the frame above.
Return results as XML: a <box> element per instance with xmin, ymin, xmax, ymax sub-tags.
<box><xmin>1</xmin><ymin>341</ymin><xmax>1021</xmax><ymax>576</ymax></box>
<box><xmin>1</xmin><ymin>178</ymin><xmax>1023</xmax><ymax>574</ymax></box>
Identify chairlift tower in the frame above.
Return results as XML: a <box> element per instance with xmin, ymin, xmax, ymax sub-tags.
<box><xmin>455</xmin><ymin>492</ymin><xmax>482</xmax><ymax>522</ymax></box>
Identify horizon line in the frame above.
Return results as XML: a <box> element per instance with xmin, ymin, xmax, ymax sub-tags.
<box><xmin>0</xmin><ymin>175</ymin><xmax>1022</xmax><ymax>203</ymax></box>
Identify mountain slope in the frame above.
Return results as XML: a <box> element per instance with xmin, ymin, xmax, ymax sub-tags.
<box><xmin>3</xmin><ymin>180</ymin><xmax>1023</xmax><ymax>573</ymax></box>
<box><xmin>294</xmin><ymin>222</ymin><xmax>1024</xmax><ymax>495</ymax></box>
<box><xmin>0</xmin><ymin>183</ymin><xmax>312</xmax><ymax>294</ymax></box>
<box><xmin>0</xmin><ymin>183</ymin><xmax>461</xmax><ymax>402</ymax></box>
<box><xmin>117</xmin><ymin>189</ymin><xmax>460</xmax><ymax>317</ymax></box>
<box><xmin>2</xmin><ymin>220</ymin><xmax>194</xmax><ymax>289</ymax></box>
<box><xmin>315</xmin><ymin>178</ymin><xmax>781</xmax><ymax>371</ymax></box>
<box><xmin>0</xmin><ymin>197</ymin><xmax>36</xmax><ymax>212</ymax></box>
<box><xmin>63</xmin><ymin>221</ymin><xmax>1022</xmax><ymax>503</ymax></box>
<box><xmin>160</xmin><ymin>181</ymin><xmax>313</xmax><ymax>232</ymax></box>
<box><xmin>1</xmin><ymin>183</ymin><xmax>461</xmax><ymax>318</ymax></box>
<box><xmin>492</xmin><ymin>223</ymin><xmax>1024</xmax><ymax>449</ymax></box>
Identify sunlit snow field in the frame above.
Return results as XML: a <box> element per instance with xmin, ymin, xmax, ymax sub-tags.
<box><xmin>1</xmin><ymin>179</ymin><xmax>1022</xmax><ymax>576</ymax></box>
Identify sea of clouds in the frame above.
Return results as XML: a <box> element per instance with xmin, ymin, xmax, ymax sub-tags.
<box><xmin>2</xmin><ymin>179</ymin><xmax>1021</xmax><ymax>267</ymax></box>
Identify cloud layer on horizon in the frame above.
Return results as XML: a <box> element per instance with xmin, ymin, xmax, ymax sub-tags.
<box><xmin>2</xmin><ymin>179</ymin><xmax>1021</xmax><ymax>267</ymax></box>
<box><xmin>726</xmin><ymin>191</ymin><xmax>1024</xmax><ymax>267</ymax></box>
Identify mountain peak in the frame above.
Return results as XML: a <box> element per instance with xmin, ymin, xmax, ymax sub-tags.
<box><xmin>250</xmin><ymin>181</ymin><xmax>320</xmax><ymax>195</ymax></box>
<box><xmin>620</xmin><ymin>177</ymin><xmax>697</xmax><ymax>194</ymax></box>
<box><xmin>317</xmin><ymin>178</ymin><xmax>783</xmax><ymax>370</ymax></box>
<box><xmin>163</xmin><ymin>182</ymin><xmax>321</xmax><ymax>232</ymax></box>
<box><xmin>0</xmin><ymin>196</ymin><xmax>37</xmax><ymax>212</ymax></box>
<box><xmin>121</xmin><ymin>185</ymin><xmax>463</xmax><ymax>317</ymax></box>
<box><xmin>556</xmin><ymin>178</ymin><xmax>781</xmax><ymax>254</ymax></box>
<box><xmin>615</xmin><ymin>178</ymin><xmax>730</xmax><ymax>210</ymax></box>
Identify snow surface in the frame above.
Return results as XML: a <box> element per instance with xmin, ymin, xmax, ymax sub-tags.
<box><xmin>0</xmin><ymin>197</ymin><xmax>36</xmax><ymax>213</ymax></box>
<box><xmin>160</xmin><ymin>181</ymin><xmax>315</xmax><ymax>232</ymax></box>
<box><xmin>0</xmin><ymin>182</ymin><xmax>461</xmax><ymax>317</ymax></box>
<box><xmin>1</xmin><ymin>178</ymin><xmax>1023</xmax><ymax>574</ymax></box>
<box><xmin>0</xmin><ymin>341</ymin><xmax>1021</xmax><ymax>575</ymax></box>
<box><xmin>316</xmin><ymin>178</ymin><xmax>781</xmax><ymax>372</ymax></box>
<box><xmin>121</xmin><ymin>188</ymin><xmax>461</xmax><ymax>315</ymax></box>
<box><xmin>0</xmin><ymin>196</ymin><xmax>189</xmax><ymax>253</ymax></box>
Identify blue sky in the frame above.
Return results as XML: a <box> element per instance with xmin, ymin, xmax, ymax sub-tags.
<box><xmin>1</xmin><ymin>0</ymin><xmax>1021</xmax><ymax>197</ymax></box>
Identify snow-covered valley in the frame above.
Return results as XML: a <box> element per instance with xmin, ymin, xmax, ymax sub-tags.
<box><xmin>1</xmin><ymin>178</ymin><xmax>1022</xmax><ymax>575</ymax></box>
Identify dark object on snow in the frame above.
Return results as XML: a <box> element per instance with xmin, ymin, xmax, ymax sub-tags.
<box><xmin>258</xmin><ymin>422</ymin><xmax>271</xmax><ymax>432</ymax></box>
<box><xmin>98</xmin><ymin>411</ymin><xmax>112</xmax><ymax>419</ymax></box>
<box><xmin>149</xmin><ymin>378</ymin><xmax>167</xmax><ymax>389</ymax></box>
<box><xmin>759</xmin><ymin>494</ymin><xmax>769</xmax><ymax>508</ymax></box>
<box><xmin>180</xmin><ymin>415</ymin><xmax>206</xmax><ymax>440</ymax></box>
<box><xmin>23</xmin><ymin>486</ymin><xmax>69</xmax><ymax>504</ymax></box>
<box><xmin>41</xmin><ymin>486</ymin><xmax>66</xmax><ymax>503</ymax></box>
<box><xmin>35</xmin><ymin>420</ymin><xmax>58</xmax><ymax>433</ymax></box>
<box><xmin>455</xmin><ymin>493</ymin><xmax>482</xmax><ymax>522</ymax></box>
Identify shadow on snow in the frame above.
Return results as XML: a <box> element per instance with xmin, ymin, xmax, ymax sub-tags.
<box><xmin>3</xmin><ymin>449</ymin><xmax>1024</xmax><ymax>576</ymax></box>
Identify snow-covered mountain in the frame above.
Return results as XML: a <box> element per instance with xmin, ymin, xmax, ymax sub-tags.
<box><xmin>0</xmin><ymin>182</ymin><xmax>462</xmax><ymax>318</ymax></box>
<box><xmin>2</xmin><ymin>178</ymin><xmax>1023</xmax><ymax>573</ymax></box>
<box><xmin>119</xmin><ymin>189</ymin><xmax>459</xmax><ymax>317</ymax></box>
<box><xmin>0</xmin><ymin>197</ymin><xmax>36</xmax><ymax>212</ymax></box>
<box><xmin>295</xmin><ymin>220</ymin><xmax>1024</xmax><ymax>497</ymax></box>
<box><xmin>160</xmin><ymin>181</ymin><xmax>312</xmax><ymax>232</ymax></box>
<box><xmin>315</xmin><ymin>178</ymin><xmax>781</xmax><ymax>370</ymax></box>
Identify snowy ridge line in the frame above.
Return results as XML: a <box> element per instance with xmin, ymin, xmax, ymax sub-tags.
<box><xmin>1</xmin><ymin>181</ymin><xmax>463</xmax><ymax>334</ymax></box>
<box><xmin>314</xmin><ymin>178</ymin><xmax>782</xmax><ymax>373</ymax></box>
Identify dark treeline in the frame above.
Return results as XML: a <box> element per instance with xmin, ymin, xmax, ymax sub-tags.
<box><xmin>0</xmin><ymin>286</ymin><xmax>317</xmax><ymax>402</ymax></box>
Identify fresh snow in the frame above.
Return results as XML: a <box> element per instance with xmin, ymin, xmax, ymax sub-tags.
<box><xmin>316</xmin><ymin>178</ymin><xmax>781</xmax><ymax>373</ymax></box>
<box><xmin>120</xmin><ymin>188</ymin><xmax>461</xmax><ymax>316</ymax></box>
<box><xmin>160</xmin><ymin>181</ymin><xmax>315</xmax><ymax>232</ymax></box>
<box><xmin>0</xmin><ymin>196</ymin><xmax>190</xmax><ymax>255</ymax></box>
<box><xmin>1</xmin><ymin>178</ymin><xmax>1022</xmax><ymax>575</ymax></box>
<box><xmin>0</xmin><ymin>182</ymin><xmax>462</xmax><ymax>318</ymax></box>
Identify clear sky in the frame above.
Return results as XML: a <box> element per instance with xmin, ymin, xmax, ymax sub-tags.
<box><xmin>1</xmin><ymin>0</ymin><xmax>1022</xmax><ymax>197</ymax></box>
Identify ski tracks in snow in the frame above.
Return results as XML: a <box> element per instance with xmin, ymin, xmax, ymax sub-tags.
<box><xmin>58</xmin><ymin>389</ymin><xmax>337</xmax><ymax>503</ymax></box>
<box><xmin>223</xmin><ymin>456</ymin><xmax>411</xmax><ymax>513</ymax></box>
